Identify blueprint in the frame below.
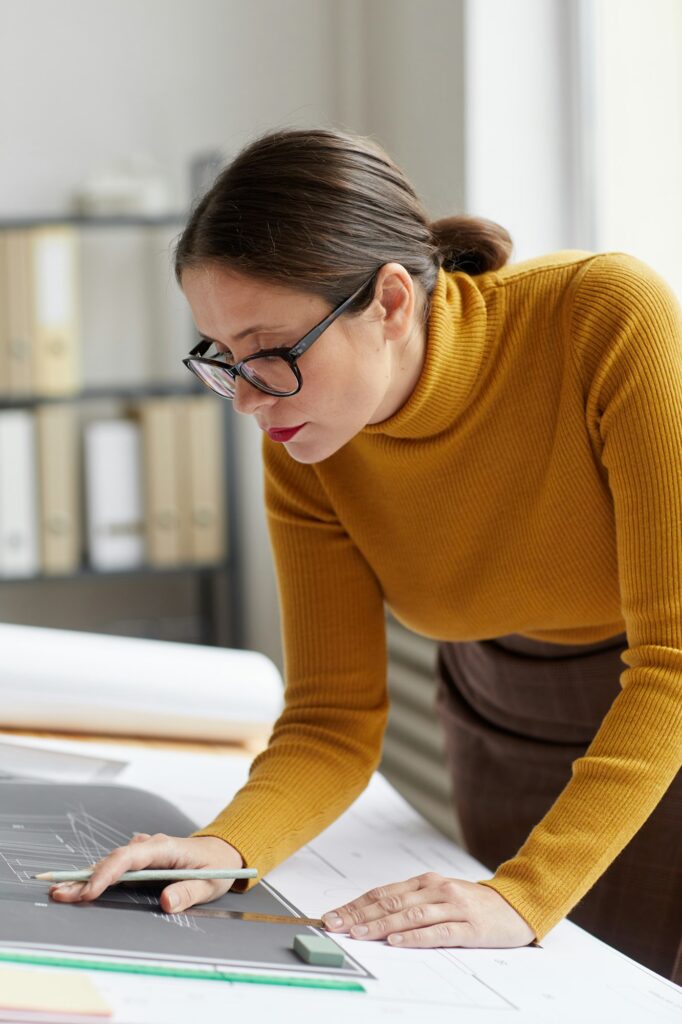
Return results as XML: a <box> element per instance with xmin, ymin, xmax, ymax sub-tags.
<box><xmin>0</xmin><ymin>781</ymin><xmax>367</xmax><ymax>979</ymax></box>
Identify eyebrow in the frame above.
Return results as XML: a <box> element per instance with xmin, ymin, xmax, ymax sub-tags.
<box><xmin>201</xmin><ymin>324</ymin><xmax>288</xmax><ymax>344</ymax></box>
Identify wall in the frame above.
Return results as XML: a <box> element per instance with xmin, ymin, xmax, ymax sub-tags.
<box><xmin>0</xmin><ymin>0</ymin><xmax>337</xmax><ymax>214</ymax></box>
<box><xmin>336</xmin><ymin>0</ymin><xmax>467</xmax><ymax>219</ymax></box>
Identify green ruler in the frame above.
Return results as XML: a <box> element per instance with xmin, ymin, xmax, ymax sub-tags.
<box><xmin>0</xmin><ymin>949</ymin><xmax>365</xmax><ymax>992</ymax></box>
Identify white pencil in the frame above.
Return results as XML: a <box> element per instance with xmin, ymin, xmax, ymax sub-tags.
<box><xmin>33</xmin><ymin>868</ymin><xmax>258</xmax><ymax>882</ymax></box>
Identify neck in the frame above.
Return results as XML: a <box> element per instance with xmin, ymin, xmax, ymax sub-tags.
<box><xmin>369</xmin><ymin>319</ymin><xmax>428</xmax><ymax>424</ymax></box>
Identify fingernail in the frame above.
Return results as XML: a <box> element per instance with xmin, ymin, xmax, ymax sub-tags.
<box><xmin>55</xmin><ymin>882</ymin><xmax>85</xmax><ymax>895</ymax></box>
<box><xmin>351</xmin><ymin>924</ymin><xmax>368</xmax><ymax>937</ymax></box>
<box><xmin>389</xmin><ymin>934</ymin><xmax>404</xmax><ymax>945</ymax></box>
<box><xmin>323</xmin><ymin>914</ymin><xmax>343</xmax><ymax>929</ymax></box>
<box><xmin>167</xmin><ymin>893</ymin><xmax>179</xmax><ymax>911</ymax></box>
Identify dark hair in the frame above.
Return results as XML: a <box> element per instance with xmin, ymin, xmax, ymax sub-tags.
<box><xmin>175</xmin><ymin>127</ymin><xmax>513</xmax><ymax>321</ymax></box>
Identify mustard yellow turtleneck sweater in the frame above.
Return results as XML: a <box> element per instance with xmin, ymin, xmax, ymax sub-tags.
<box><xmin>195</xmin><ymin>250</ymin><xmax>682</xmax><ymax>940</ymax></box>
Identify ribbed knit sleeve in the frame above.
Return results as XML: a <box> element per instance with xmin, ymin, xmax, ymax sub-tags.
<box><xmin>481</xmin><ymin>254</ymin><xmax>682</xmax><ymax>937</ymax></box>
<box><xmin>192</xmin><ymin>439</ymin><xmax>389</xmax><ymax>887</ymax></box>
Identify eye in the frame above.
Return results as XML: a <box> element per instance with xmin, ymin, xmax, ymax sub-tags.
<box><xmin>203</xmin><ymin>340</ymin><xmax>235</xmax><ymax>362</ymax></box>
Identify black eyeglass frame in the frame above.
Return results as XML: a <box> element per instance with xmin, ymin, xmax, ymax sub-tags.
<box><xmin>182</xmin><ymin>272</ymin><xmax>377</xmax><ymax>399</ymax></box>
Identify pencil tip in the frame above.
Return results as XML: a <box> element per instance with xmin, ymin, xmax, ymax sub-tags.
<box><xmin>34</xmin><ymin>872</ymin><xmax>50</xmax><ymax>880</ymax></box>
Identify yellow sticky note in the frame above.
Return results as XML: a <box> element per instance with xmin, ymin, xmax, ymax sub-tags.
<box><xmin>0</xmin><ymin>966</ymin><xmax>112</xmax><ymax>1021</ymax></box>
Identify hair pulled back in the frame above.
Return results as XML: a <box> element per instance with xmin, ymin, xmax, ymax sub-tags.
<box><xmin>175</xmin><ymin>127</ymin><xmax>513</xmax><ymax>320</ymax></box>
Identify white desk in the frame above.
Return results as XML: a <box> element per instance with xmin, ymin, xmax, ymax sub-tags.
<box><xmin>0</xmin><ymin>732</ymin><xmax>680</xmax><ymax>1024</ymax></box>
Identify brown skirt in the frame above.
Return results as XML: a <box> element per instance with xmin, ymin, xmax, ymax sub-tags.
<box><xmin>435</xmin><ymin>632</ymin><xmax>682</xmax><ymax>982</ymax></box>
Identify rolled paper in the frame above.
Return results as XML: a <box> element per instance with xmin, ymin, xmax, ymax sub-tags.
<box><xmin>0</xmin><ymin>623</ymin><xmax>283</xmax><ymax>741</ymax></box>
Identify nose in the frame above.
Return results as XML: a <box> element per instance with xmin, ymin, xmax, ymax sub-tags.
<box><xmin>232</xmin><ymin>375</ymin><xmax>278</xmax><ymax>417</ymax></box>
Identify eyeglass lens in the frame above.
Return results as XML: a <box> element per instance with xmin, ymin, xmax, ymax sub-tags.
<box><xmin>241</xmin><ymin>356</ymin><xmax>298</xmax><ymax>394</ymax></box>
<box><xmin>189</xmin><ymin>359</ymin><xmax>237</xmax><ymax>398</ymax></box>
<box><xmin>188</xmin><ymin>354</ymin><xmax>299</xmax><ymax>398</ymax></box>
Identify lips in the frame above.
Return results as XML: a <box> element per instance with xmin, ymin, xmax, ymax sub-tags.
<box><xmin>265</xmin><ymin>424</ymin><xmax>305</xmax><ymax>443</ymax></box>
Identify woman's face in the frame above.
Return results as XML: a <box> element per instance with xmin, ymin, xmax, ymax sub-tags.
<box><xmin>181</xmin><ymin>262</ymin><xmax>425</xmax><ymax>464</ymax></box>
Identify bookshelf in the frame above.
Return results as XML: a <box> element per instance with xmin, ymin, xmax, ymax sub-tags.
<box><xmin>0</xmin><ymin>214</ymin><xmax>240</xmax><ymax>649</ymax></box>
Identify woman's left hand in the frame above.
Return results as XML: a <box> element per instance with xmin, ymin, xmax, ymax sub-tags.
<box><xmin>322</xmin><ymin>873</ymin><xmax>535</xmax><ymax>949</ymax></box>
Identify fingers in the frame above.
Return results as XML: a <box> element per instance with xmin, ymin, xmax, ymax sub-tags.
<box><xmin>47</xmin><ymin>834</ymin><xmax>244</xmax><ymax>910</ymax></box>
<box><xmin>322</xmin><ymin>874</ymin><xmax>479</xmax><ymax>949</ymax></box>
<box><xmin>345</xmin><ymin>900</ymin><xmax>469</xmax><ymax>944</ymax></box>
<box><xmin>49</xmin><ymin>833</ymin><xmax>178</xmax><ymax>903</ymax></box>
<box><xmin>323</xmin><ymin>872</ymin><xmax>442</xmax><ymax>930</ymax></box>
<box><xmin>387</xmin><ymin>921</ymin><xmax>475</xmax><ymax>948</ymax></box>
<box><xmin>341</xmin><ymin>886</ymin><xmax>445</xmax><ymax>931</ymax></box>
<box><xmin>160</xmin><ymin>877</ymin><xmax>232</xmax><ymax>915</ymax></box>
<box><xmin>48</xmin><ymin>881</ymin><xmax>89</xmax><ymax>901</ymax></box>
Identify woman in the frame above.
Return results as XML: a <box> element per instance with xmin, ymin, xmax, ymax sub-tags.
<box><xmin>51</xmin><ymin>127</ymin><xmax>681</xmax><ymax>981</ymax></box>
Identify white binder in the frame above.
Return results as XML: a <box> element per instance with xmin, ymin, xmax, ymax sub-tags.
<box><xmin>0</xmin><ymin>409</ymin><xmax>40</xmax><ymax>578</ymax></box>
<box><xmin>83</xmin><ymin>418</ymin><xmax>145</xmax><ymax>571</ymax></box>
<box><xmin>31</xmin><ymin>225</ymin><xmax>81</xmax><ymax>396</ymax></box>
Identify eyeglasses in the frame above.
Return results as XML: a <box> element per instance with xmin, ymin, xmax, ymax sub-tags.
<box><xmin>182</xmin><ymin>273</ymin><xmax>376</xmax><ymax>400</ymax></box>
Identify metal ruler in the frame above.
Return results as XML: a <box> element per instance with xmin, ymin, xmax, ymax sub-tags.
<box><xmin>88</xmin><ymin>898</ymin><xmax>325</xmax><ymax>929</ymax></box>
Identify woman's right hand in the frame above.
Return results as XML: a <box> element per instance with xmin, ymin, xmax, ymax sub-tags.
<box><xmin>48</xmin><ymin>833</ymin><xmax>245</xmax><ymax>914</ymax></box>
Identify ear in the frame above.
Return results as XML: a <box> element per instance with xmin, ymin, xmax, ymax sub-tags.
<box><xmin>372</xmin><ymin>263</ymin><xmax>417</xmax><ymax>343</ymax></box>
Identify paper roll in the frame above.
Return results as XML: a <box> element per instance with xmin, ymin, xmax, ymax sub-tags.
<box><xmin>0</xmin><ymin>623</ymin><xmax>283</xmax><ymax>741</ymax></box>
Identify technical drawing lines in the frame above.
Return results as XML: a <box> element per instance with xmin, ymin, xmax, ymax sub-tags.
<box><xmin>0</xmin><ymin>805</ymin><xmax>203</xmax><ymax>930</ymax></box>
<box><xmin>0</xmin><ymin>804</ymin><xmax>130</xmax><ymax>886</ymax></box>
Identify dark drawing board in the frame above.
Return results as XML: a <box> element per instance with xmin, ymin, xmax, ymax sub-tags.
<box><xmin>0</xmin><ymin>781</ymin><xmax>369</xmax><ymax>979</ymax></box>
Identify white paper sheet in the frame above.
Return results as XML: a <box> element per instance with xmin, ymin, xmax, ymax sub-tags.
<box><xmin>0</xmin><ymin>738</ymin><xmax>126</xmax><ymax>783</ymax></box>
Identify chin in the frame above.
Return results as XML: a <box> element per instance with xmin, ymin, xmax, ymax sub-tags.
<box><xmin>284</xmin><ymin>432</ymin><xmax>347</xmax><ymax>465</ymax></box>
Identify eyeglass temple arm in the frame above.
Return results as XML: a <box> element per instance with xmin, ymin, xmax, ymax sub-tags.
<box><xmin>287</xmin><ymin>275</ymin><xmax>375</xmax><ymax>361</ymax></box>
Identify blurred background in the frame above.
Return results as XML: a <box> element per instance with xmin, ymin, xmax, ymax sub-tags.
<box><xmin>1</xmin><ymin>0</ymin><xmax>680</xmax><ymax>836</ymax></box>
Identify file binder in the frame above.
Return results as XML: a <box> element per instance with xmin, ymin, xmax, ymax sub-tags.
<box><xmin>5</xmin><ymin>230</ymin><xmax>34</xmax><ymax>395</ymax></box>
<box><xmin>138</xmin><ymin>397</ymin><xmax>184</xmax><ymax>567</ymax></box>
<box><xmin>0</xmin><ymin>410</ymin><xmax>40</xmax><ymax>578</ymax></box>
<box><xmin>36</xmin><ymin>403</ymin><xmax>81</xmax><ymax>575</ymax></box>
<box><xmin>177</xmin><ymin>396</ymin><xmax>227</xmax><ymax>564</ymax></box>
<box><xmin>0</xmin><ymin>233</ymin><xmax>9</xmax><ymax>394</ymax></box>
<box><xmin>31</xmin><ymin>226</ymin><xmax>81</xmax><ymax>396</ymax></box>
<box><xmin>84</xmin><ymin>418</ymin><xmax>145</xmax><ymax>571</ymax></box>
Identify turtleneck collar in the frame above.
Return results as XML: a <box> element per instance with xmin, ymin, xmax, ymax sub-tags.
<box><xmin>362</xmin><ymin>267</ymin><xmax>494</xmax><ymax>440</ymax></box>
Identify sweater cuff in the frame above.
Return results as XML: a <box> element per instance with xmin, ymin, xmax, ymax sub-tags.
<box><xmin>190</xmin><ymin>827</ymin><xmax>260</xmax><ymax>893</ymax></box>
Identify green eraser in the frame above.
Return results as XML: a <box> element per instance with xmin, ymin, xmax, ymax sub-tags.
<box><xmin>293</xmin><ymin>933</ymin><xmax>345</xmax><ymax>968</ymax></box>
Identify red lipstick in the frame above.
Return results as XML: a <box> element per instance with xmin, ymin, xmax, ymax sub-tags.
<box><xmin>265</xmin><ymin>424</ymin><xmax>305</xmax><ymax>443</ymax></box>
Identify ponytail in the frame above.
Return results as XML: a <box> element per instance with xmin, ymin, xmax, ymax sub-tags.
<box><xmin>430</xmin><ymin>215</ymin><xmax>513</xmax><ymax>275</ymax></box>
